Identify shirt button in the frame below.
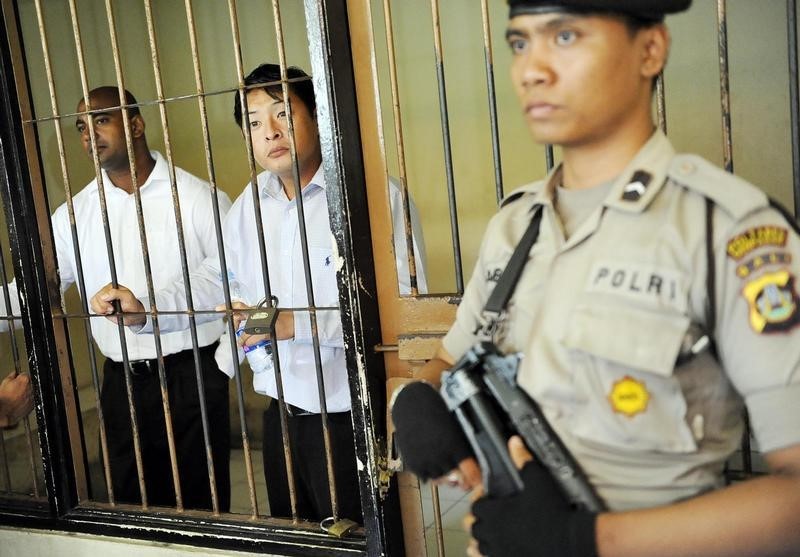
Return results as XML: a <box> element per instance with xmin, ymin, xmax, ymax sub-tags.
<box><xmin>679</xmin><ymin>161</ymin><xmax>696</xmax><ymax>175</ymax></box>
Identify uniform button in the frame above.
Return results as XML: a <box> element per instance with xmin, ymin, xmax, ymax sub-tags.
<box><xmin>679</xmin><ymin>161</ymin><xmax>696</xmax><ymax>175</ymax></box>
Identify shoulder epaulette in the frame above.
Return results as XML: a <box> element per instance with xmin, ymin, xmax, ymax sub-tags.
<box><xmin>499</xmin><ymin>180</ymin><xmax>544</xmax><ymax>209</ymax></box>
<box><xmin>667</xmin><ymin>154</ymin><xmax>768</xmax><ymax>220</ymax></box>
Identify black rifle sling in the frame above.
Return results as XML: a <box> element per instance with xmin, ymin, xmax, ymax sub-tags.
<box><xmin>484</xmin><ymin>205</ymin><xmax>544</xmax><ymax>316</ymax></box>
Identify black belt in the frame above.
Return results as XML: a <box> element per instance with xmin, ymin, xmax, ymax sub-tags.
<box><xmin>285</xmin><ymin>403</ymin><xmax>314</xmax><ymax>417</ymax></box>
<box><xmin>110</xmin><ymin>343</ymin><xmax>217</xmax><ymax>376</ymax></box>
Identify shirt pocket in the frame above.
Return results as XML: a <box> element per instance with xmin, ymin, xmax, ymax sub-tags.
<box><xmin>563</xmin><ymin>303</ymin><xmax>699</xmax><ymax>454</ymax></box>
<box><xmin>307</xmin><ymin>247</ymin><xmax>339</xmax><ymax>307</ymax></box>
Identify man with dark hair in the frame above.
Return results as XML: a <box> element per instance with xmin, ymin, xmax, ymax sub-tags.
<box><xmin>224</xmin><ymin>63</ymin><xmax>427</xmax><ymax>522</ymax></box>
<box><xmin>232</xmin><ymin>65</ymin><xmax>317</xmax><ymax>129</ymax></box>
<box><xmin>400</xmin><ymin>1</ymin><xmax>800</xmax><ymax>556</ymax></box>
<box><xmin>225</xmin><ymin>63</ymin><xmax>360</xmax><ymax>521</ymax></box>
<box><xmin>59</xmin><ymin>86</ymin><xmax>234</xmax><ymax>512</ymax></box>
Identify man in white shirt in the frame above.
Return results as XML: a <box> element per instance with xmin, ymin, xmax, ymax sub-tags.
<box><xmin>226</xmin><ymin>63</ymin><xmax>428</xmax><ymax>522</ymax></box>
<box><xmin>67</xmin><ymin>86</ymin><xmax>233</xmax><ymax>511</ymax></box>
<box><xmin>102</xmin><ymin>64</ymin><xmax>428</xmax><ymax>522</ymax></box>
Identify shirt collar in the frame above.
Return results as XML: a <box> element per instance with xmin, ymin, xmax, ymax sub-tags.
<box><xmin>97</xmin><ymin>150</ymin><xmax>168</xmax><ymax>196</ymax></box>
<box><xmin>259</xmin><ymin>163</ymin><xmax>327</xmax><ymax>199</ymax></box>
<box><xmin>603</xmin><ymin>130</ymin><xmax>675</xmax><ymax>213</ymax></box>
<box><xmin>531</xmin><ymin>129</ymin><xmax>675</xmax><ymax>214</ymax></box>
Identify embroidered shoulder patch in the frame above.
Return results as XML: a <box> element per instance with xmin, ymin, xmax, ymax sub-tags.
<box><xmin>742</xmin><ymin>270</ymin><xmax>800</xmax><ymax>333</ymax></box>
<box><xmin>608</xmin><ymin>375</ymin><xmax>650</xmax><ymax>418</ymax></box>
<box><xmin>727</xmin><ymin>226</ymin><xmax>788</xmax><ymax>260</ymax></box>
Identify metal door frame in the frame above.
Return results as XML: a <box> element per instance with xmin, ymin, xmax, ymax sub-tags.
<box><xmin>0</xmin><ymin>0</ymin><xmax>405</xmax><ymax>554</ymax></box>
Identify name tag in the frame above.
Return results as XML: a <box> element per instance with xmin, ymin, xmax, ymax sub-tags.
<box><xmin>586</xmin><ymin>261</ymin><xmax>686</xmax><ymax>310</ymax></box>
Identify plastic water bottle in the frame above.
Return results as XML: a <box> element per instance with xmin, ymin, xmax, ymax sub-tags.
<box><xmin>227</xmin><ymin>273</ymin><xmax>274</xmax><ymax>376</ymax></box>
<box><xmin>241</xmin><ymin>332</ymin><xmax>274</xmax><ymax>376</ymax></box>
<box><xmin>226</xmin><ymin>272</ymin><xmax>246</xmax><ymax>304</ymax></box>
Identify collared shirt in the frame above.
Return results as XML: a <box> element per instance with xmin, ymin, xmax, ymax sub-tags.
<box><xmin>443</xmin><ymin>130</ymin><xmax>800</xmax><ymax>510</ymax></box>
<box><xmin>148</xmin><ymin>165</ymin><xmax>427</xmax><ymax>413</ymax></box>
<box><xmin>221</xmin><ymin>166</ymin><xmax>428</xmax><ymax>412</ymax></box>
<box><xmin>46</xmin><ymin>151</ymin><xmax>231</xmax><ymax>361</ymax></box>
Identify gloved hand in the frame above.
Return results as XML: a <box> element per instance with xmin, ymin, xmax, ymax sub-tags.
<box><xmin>471</xmin><ymin>437</ymin><xmax>598</xmax><ymax>557</ymax></box>
<box><xmin>390</xmin><ymin>381</ymin><xmax>474</xmax><ymax>481</ymax></box>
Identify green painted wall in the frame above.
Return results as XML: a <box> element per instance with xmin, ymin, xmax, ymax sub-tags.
<box><xmin>371</xmin><ymin>0</ymin><xmax>796</xmax><ymax>293</ymax></box>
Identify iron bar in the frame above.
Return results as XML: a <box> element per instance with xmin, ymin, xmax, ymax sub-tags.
<box><xmin>49</xmin><ymin>306</ymin><xmax>339</xmax><ymax>321</ymax></box>
<box><xmin>429</xmin><ymin>0</ymin><xmax>464</xmax><ymax>294</ymax></box>
<box><xmin>143</xmin><ymin>0</ymin><xmax>227</xmax><ymax>514</ymax></box>
<box><xmin>716</xmin><ymin>0</ymin><xmax>734</xmax><ymax>174</ymax></box>
<box><xmin>33</xmin><ymin>0</ymin><xmax>112</xmax><ymax>504</ymax></box>
<box><xmin>480</xmin><ymin>0</ymin><xmax>504</xmax><ymax>204</ymax></box>
<box><xmin>0</xmin><ymin>220</ymin><xmax>41</xmax><ymax>497</ymax></box>
<box><xmin>303</xmin><ymin>0</ymin><xmax>404</xmax><ymax>549</ymax></box>
<box><xmin>788</xmin><ymin>0</ymin><xmax>800</xmax><ymax>215</ymax></box>
<box><xmin>656</xmin><ymin>73</ymin><xmax>667</xmax><ymax>133</ymax></box>
<box><xmin>103</xmin><ymin>0</ymin><xmax>183</xmax><ymax>509</ymax></box>
<box><xmin>717</xmin><ymin>0</ymin><xmax>753</xmax><ymax>476</ymax></box>
<box><xmin>0</xmin><ymin>435</ymin><xmax>8</xmax><ymax>492</ymax></box>
<box><xmin>184</xmin><ymin>0</ymin><xmax>259</xmax><ymax>517</ymax></box>
<box><xmin>381</xmin><ymin>0</ymin><xmax>420</xmax><ymax>296</ymax></box>
<box><xmin>271</xmin><ymin>0</ymin><xmax>341</xmax><ymax>521</ymax></box>
<box><xmin>0</xmin><ymin>246</ymin><xmax>14</xmax><ymax>495</ymax></box>
<box><xmin>225</xmin><ymin>0</ymin><xmax>294</xmax><ymax>518</ymax></box>
<box><xmin>66</xmin><ymin>0</ymin><xmax>147</xmax><ymax>506</ymax></box>
<box><xmin>23</xmin><ymin>81</ymin><xmax>311</xmax><ymax>126</ymax></box>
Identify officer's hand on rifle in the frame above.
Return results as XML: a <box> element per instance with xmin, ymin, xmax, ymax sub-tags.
<box><xmin>467</xmin><ymin>436</ymin><xmax>599</xmax><ymax>557</ymax></box>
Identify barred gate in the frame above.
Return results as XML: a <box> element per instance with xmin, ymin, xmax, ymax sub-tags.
<box><xmin>0</xmin><ymin>1</ymin><xmax>796</xmax><ymax>556</ymax></box>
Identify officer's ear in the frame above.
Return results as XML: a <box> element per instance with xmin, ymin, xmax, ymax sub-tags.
<box><xmin>638</xmin><ymin>23</ymin><xmax>670</xmax><ymax>80</ymax></box>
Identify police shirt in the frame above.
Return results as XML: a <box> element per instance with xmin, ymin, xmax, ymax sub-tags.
<box><xmin>442</xmin><ymin>130</ymin><xmax>800</xmax><ymax>510</ymax></box>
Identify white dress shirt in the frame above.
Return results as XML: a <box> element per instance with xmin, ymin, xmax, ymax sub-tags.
<box><xmin>40</xmin><ymin>151</ymin><xmax>231</xmax><ymax>361</ymax></box>
<box><xmin>146</xmin><ymin>164</ymin><xmax>427</xmax><ymax>413</ymax></box>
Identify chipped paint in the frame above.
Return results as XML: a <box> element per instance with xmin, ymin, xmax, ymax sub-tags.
<box><xmin>330</xmin><ymin>232</ymin><xmax>345</xmax><ymax>273</ymax></box>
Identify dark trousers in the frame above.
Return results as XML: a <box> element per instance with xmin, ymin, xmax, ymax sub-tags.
<box><xmin>100</xmin><ymin>342</ymin><xmax>230</xmax><ymax>511</ymax></box>
<box><xmin>262</xmin><ymin>403</ymin><xmax>362</xmax><ymax>523</ymax></box>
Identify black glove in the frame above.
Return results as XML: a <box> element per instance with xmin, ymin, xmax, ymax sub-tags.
<box><xmin>472</xmin><ymin>460</ymin><xmax>598</xmax><ymax>557</ymax></box>
<box><xmin>390</xmin><ymin>381</ymin><xmax>474</xmax><ymax>480</ymax></box>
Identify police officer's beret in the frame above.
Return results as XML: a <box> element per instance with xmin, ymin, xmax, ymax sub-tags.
<box><xmin>508</xmin><ymin>0</ymin><xmax>691</xmax><ymax>20</ymax></box>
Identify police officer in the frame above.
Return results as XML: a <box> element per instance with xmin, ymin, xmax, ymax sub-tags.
<box><xmin>411</xmin><ymin>1</ymin><xmax>800</xmax><ymax>555</ymax></box>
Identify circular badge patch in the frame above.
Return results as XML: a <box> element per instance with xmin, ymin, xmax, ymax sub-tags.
<box><xmin>742</xmin><ymin>269</ymin><xmax>800</xmax><ymax>333</ymax></box>
<box><xmin>608</xmin><ymin>375</ymin><xmax>650</xmax><ymax>418</ymax></box>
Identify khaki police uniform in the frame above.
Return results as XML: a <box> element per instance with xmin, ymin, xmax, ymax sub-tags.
<box><xmin>443</xmin><ymin>130</ymin><xmax>800</xmax><ymax>510</ymax></box>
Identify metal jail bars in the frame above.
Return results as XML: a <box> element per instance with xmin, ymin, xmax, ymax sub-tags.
<box><xmin>0</xmin><ymin>213</ymin><xmax>43</xmax><ymax>502</ymax></box>
<box><xmin>0</xmin><ymin>1</ymin><xmax>796</xmax><ymax>557</ymax></box>
<box><xmin>0</xmin><ymin>0</ymin><xmax>397</xmax><ymax>554</ymax></box>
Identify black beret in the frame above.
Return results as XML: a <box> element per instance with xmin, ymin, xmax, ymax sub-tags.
<box><xmin>508</xmin><ymin>0</ymin><xmax>691</xmax><ymax>20</ymax></box>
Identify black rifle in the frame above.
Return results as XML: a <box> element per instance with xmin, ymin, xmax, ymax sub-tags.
<box><xmin>440</xmin><ymin>341</ymin><xmax>606</xmax><ymax>512</ymax></box>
